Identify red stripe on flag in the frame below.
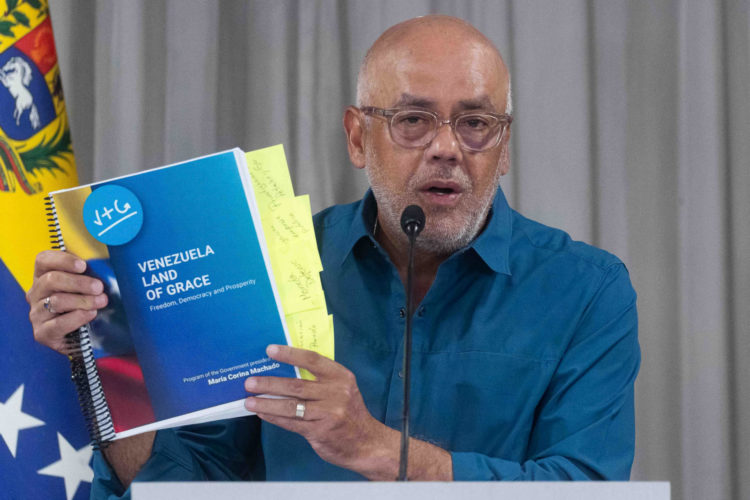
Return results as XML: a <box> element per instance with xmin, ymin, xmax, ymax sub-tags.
<box><xmin>0</xmin><ymin>139</ymin><xmax>32</xmax><ymax>194</ymax></box>
<box><xmin>14</xmin><ymin>17</ymin><xmax>57</xmax><ymax>75</ymax></box>
<box><xmin>95</xmin><ymin>355</ymin><xmax>156</xmax><ymax>433</ymax></box>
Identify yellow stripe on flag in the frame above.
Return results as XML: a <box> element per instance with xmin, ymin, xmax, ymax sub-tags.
<box><xmin>52</xmin><ymin>186</ymin><xmax>109</xmax><ymax>260</ymax></box>
<box><xmin>0</xmin><ymin>0</ymin><xmax>79</xmax><ymax>291</ymax></box>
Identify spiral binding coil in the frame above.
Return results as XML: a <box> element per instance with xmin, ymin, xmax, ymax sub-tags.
<box><xmin>45</xmin><ymin>195</ymin><xmax>64</xmax><ymax>250</ymax></box>
<box><xmin>45</xmin><ymin>195</ymin><xmax>116</xmax><ymax>448</ymax></box>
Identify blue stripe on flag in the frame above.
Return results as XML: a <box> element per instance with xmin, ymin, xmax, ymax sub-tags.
<box><xmin>0</xmin><ymin>258</ymin><xmax>92</xmax><ymax>500</ymax></box>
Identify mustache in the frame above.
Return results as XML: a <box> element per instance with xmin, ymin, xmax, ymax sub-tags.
<box><xmin>408</xmin><ymin>165</ymin><xmax>472</xmax><ymax>191</ymax></box>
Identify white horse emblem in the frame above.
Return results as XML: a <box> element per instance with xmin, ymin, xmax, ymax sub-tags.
<box><xmin>0</xmin><ymin>56</ymin><xmax>40</xmax><ymax>129</ymax></box>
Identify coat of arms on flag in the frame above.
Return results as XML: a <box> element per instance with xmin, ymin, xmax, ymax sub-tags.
<box><xmin>0</xmin><ymin>1</ymin><xmax>93</xmax><ymax>499</ymax></box>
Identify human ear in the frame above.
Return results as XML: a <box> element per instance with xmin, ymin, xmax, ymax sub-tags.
<box><xmin>343</xmin><ymin>106</ymin><xmax>366</xmax><ymax>169</ymax></box>
<box><xmin>498</xmin><ymin>126</ymin><xmax>511</xmax><ymax>176</ymax></box>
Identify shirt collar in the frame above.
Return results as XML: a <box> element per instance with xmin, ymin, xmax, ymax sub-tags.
<box><xmin>338</xmin><ymin>187</ymin><xmax>512</xmax><ymax>276</ymax></box>
<box><xmin>468</xmin><ymin>186</ymin><xmax>512</xmax><ymax>275</ymax></box>
<box><xmin>338</xmin><ymin>189</ymin><xmax>378</xmax><ymax>267</ymax></box>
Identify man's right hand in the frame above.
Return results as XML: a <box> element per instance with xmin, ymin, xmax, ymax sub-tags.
<box><xmin>27</xmin><ymin>251</ymin><xmax>155</xmax><ymax>488</ymax></box>
<box><xmin>26</xmin><ymin>250</ymin><xmax>109</xmax><ymax>354</ymax></box>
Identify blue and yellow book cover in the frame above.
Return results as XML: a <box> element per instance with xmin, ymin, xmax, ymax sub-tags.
<box><xmin>48</xmin><ymin>148</ymin><xmax>296</xmax><ymax>437</ymax></box>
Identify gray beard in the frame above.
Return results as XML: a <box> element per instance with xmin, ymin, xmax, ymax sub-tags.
<box><xmin>416</xmin><ymin>201</ymin><xmax>493</xmax><ymax>255</ymax></box>
<box><xmin>367</xmin><ymin>170</ymin><xmax>497</xmax><ymax>257</ymax></box>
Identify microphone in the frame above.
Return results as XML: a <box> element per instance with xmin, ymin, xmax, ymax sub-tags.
<box><xmin>400</xmin><ymin>204</ymin><xmax>425</xmax><ymax>238</ymax></box>
<box><xmin>397</xmin><ymin>205</ymin><xmax>425</xmax><ymax>481</ymax></box>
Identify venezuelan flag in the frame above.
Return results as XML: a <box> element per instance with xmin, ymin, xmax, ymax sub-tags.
<box><xmin>0</xmin><ymin>1</ymin><xmax>92</xmax><ymax>498</ymax></box>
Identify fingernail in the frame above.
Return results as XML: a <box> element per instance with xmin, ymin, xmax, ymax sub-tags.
<box><xmin>245</xmin><ymin>378</ymin><xmax>257</xmax><ymax>390</ymax></box>
<box><xmin>244</xmin><ymin>398</ymin><xmax>256</xmax><ymax>410</ymax></box>
<box><xmin>87</xmin><ymin>309</ymin><xmax>97</xmax><ymax>319</ymax></box>
<box><xmin>95</xmin><ymin>294</ymin><xmax>107</xmax><ymax>307</ymax></box>
<box><xmin>74</xmin><ymin>259</ymin><xmax>86</xmax><ymax>272</ymax></box>
<box><xmin>91</xmin><ymin>280</ymin><xmax>103</xmax><ymax>294</ymax></box>
<box><xmin>266</xmin><ymin>344</ymin><xmax>279</xmax><ymax>356</ymax></box>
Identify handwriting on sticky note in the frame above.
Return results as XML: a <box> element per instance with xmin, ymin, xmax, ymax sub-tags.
<box><xmin>273</xmin><ymin>253</ymin><xmax>325</xmax><ymax>315</ymax></box>
<box><xmin>245</xmin><ymin>145</ymin><xmax>294</xmax><ymax>211</ymax></box>
<box><xmin>266</xmin><ymin>196</ymin><xmax>322</xmax><ymax>272</ymax></box>
<box><xmin>286</xmin><ymin>310</ymin><xmax>334</xmax><ymax>380</ymax></box>
<box><xmin>287</xmin><ymin>310</ymin><xmax>323</xmax><ymax>350</ymax></box>
<box><xmin>267</xmin><ymin>197</ymin><xmax>312</xmax><ymax>246</ymax></box>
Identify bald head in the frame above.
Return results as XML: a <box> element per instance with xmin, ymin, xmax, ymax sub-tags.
<box><xmin>356</xmin><ymin>15</ymin><xmax>512</xmax><ymax>114</ymax></box>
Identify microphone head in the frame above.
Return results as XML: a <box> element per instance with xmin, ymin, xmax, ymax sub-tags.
<box><xmin>400</xmin><ymin>205</ymin><xmax>426</xmax><ymax>237</ymax></box>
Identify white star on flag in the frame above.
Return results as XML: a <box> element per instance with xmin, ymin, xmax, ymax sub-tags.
<box><xmin>0</xmin><ymin>384</ymin><xmax>45</xmax><ymax>458</ymax></box>
<box><xmin>37</xmin><ymin>432</ymin><xmax>94</xmax><ymax>500</ymax></box>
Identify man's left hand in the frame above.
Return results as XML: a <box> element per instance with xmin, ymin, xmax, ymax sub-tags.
<box><xmin>244</xmin><ymin>344</ymin><xmax>398</xmax><ymax>479</ymax></box>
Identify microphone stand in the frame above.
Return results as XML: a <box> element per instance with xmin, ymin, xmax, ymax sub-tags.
<box><xmin>398</xmin><ymin>227</ymin><xmax>417</xmax><ymax>481</ymax></box>
<box><xmin>398</xmin><ymin>205</ymin><xmax>424</xmax><ymax>481</ymax></box>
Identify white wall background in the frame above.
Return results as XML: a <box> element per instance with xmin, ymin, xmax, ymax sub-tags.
<box><xmin>49</xmin><ymin>1</ymin><xmax>750</xmax><ymax>499</ymax></box>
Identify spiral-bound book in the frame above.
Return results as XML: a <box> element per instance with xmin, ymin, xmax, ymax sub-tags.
<box><xmin>45</xmin><ymin>148</ymin><xmax>298</xmax><ymax>445</ymax></box>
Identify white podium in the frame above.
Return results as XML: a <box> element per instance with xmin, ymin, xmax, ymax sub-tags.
<box><xmin>132</xmin><ymin>481</ymin><xmax>670</xmax><ymax>500</ymax></box>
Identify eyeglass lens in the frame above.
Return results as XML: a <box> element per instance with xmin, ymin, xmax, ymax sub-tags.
<box><xmin>390</xmin><ymin>110</ymin><xmax>503</xmax><ymax>151</ymax></box>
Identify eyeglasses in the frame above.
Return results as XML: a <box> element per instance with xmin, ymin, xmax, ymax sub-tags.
<box><xmin>361</xmin><ymin>106</ymin><xmax>512</xmax><ymax>152</ymax></box>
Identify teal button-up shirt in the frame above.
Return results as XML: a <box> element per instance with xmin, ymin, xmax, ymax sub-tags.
<box><xmin>93</xmin><ymin>188</ymin><xmax>639</xmax><ymax>497</ymax></box>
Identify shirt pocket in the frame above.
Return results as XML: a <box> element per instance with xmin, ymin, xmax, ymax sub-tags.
<box><xmin>410</xmin><ymin>350</ymin><xmax>557</xmax><ymax>458</ymax></box>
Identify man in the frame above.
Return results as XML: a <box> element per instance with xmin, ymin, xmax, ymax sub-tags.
<box><xmin>26</xmin><ymin>15</ymin><xmax>639</xmax><ymax>495</ymax></box>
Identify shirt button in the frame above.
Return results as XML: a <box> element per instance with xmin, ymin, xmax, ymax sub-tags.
<box><xmin>398</xmin><ymin>370</ymin><xmax>404</xmax><ymax>378</ymax></box>
<box><xmin>417</xmin><ymin>306</ymin><xmax>425</xmax><ymax>317</ymax></box>
<box><xmin>399</xmin><ymin>307</ymin><xmax>405</xmax><ymax>318</ymax></box>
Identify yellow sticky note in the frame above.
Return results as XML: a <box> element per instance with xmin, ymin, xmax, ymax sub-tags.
<box><xmin>245</xmin><ymin>144</ymin><xmax>294</xmax><ymax>213</ymax></box>
<box><xmin>286</xmin><ymin>309</ymin><xmax>335</xmax><ymax>380</ymax></box>
<box><xmin>265</xmin><ymin>195</ymin><xmax>322</xmax><ymax>272</ymax></box>
<box><xmin>272</xmin><ymin>252</ymin><xmax>326</xmax><ymax>315</ymax></box>
<box><xmin>244</xmin><ymin>144</ymin><xmax>334</xmax><ymax>365</ymax></box>
<box><xmin>327</xmin><ymin>314</ymin><xmax>335</xmax><ymax>355</ymax></box>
